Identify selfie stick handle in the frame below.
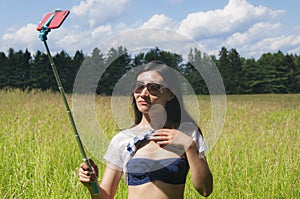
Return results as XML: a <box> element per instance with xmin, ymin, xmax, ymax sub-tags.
<box><xmin>38</xmin><ymin>11</ymin><xmax>100</xmax><ymax>195</ymax></box>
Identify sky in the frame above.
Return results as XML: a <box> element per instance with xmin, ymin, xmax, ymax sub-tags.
<box><xmin>0</xmin><ymin>0</ymin><xmax>299</xmax><ymax>59</ymax></box>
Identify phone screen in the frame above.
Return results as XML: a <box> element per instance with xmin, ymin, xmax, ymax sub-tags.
<box><xmin>37</xmin><ymin>10</ymin><xmax>70</xmax><ymax>31</ymax></box>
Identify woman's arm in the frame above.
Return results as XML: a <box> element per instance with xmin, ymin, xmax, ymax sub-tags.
<box><xmin>79</xmin><ymin>161</ymin><xmax>123</xmax><ymax>199</ymax></box>
<box><xmin>151</xmin><ymin>129</ymin><xmax>213</xmax><ymax>197</ymax></box>
<box><xmin>185</xmin><ymin>143</ymin><xmax>213</xmax><ymax>197</ymax></box>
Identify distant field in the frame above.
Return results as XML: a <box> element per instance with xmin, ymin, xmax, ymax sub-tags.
<box><xmin>0</xmin><ymin>89</ymin><xmax>299</xmax><ymax>198</ymax></box>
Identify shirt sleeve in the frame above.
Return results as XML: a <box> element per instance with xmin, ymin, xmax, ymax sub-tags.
<box><xmin>191</xmin><ymin>127</ymin><xmax>208</xmax><ymax>154</ymax></box>
<box><xmin>179</xmin><ymin>122</ymin><xmax>208</xmax><ymax>154</ymax></box>
<box><xmin>104</xmin><ymin>134</ymin><xmax>124</xmax><ymax>170</ymax></box>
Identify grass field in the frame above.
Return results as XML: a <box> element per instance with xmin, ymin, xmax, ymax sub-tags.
<box><xmin>0</xmin><ymin>89</ymin><xmax>299</xmax><ymax>198</ymax></box>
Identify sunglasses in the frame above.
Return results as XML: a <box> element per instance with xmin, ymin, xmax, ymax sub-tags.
<box><xmin>134</xmin><ymin>81</ymin><xmax>165</xmax><ymax>95</ymax></box>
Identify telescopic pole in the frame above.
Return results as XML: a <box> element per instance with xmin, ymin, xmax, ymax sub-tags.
<box><xmin>38</xmin><ymin>10</ymin><xmax>100</xmax><ymax>195</ymax></box>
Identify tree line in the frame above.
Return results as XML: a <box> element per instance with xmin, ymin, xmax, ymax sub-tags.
<box><xmin>0</xmin><ymin>46</ymin><xmax>299</xmax><ymax>94</ymax></box>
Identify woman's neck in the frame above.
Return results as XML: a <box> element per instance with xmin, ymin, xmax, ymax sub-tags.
<box><xmin>140</xmin><ymin>113</ymin><xmax>167</xmax><ymax>130</ymax></box>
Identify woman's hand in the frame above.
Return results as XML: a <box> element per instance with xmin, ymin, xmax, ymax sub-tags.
<box><xmin>78</xmin><ymin>159</ymin><xmax>99</xmax><ymax>188</ymax></box>
<box><xmin>150</xmin><ymin>129</ymin><xmax>193</xmax><ymax>150</ymax></box>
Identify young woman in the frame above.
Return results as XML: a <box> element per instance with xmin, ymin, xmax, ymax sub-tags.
<box><xmin>78</xmin><ymin>61</ymin><xmax>213</xmax><ymax>198</ymax></box>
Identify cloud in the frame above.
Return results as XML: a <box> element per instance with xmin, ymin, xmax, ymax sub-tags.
<box><xmin>0</xmin><ymin>0</ymin><xmax>131</xmax><ymax>55</ymax></box>
<box><xmin>141</xmin><ymin>14</ymin><xmax>177</xmax><ymax>29</ymax></box>
<box><xmin>1</xmin><ymin>24</ymin><xmax>40</xmax><ymax>53</ymax></box>
<box><xmin>91</xmin><ymin>25</ymin><xmax>112</xmax><ymax>37</ymax></box>
<box><xmin>177</xmin><ymin>0</ymin><xmax>285</xmax><ymax>40</ymax></box>
<box><xmin>226</xmin><ymin>22</ymin><xmax>282</xmax><ymax>46</ymax></box>
<box><xmin>1</xmin><ymin>0</ymin><xmax>297</xmax><ymax>59</ymax></box>
<box><xmin>71</xmin><ymin>0</ymin><xmax>130</xmax><ymax>28</ymax></box>
<box><xmin>254</xmin><ymin>35</ymin><xmax>300</xmax><ymax>52</ymax></box>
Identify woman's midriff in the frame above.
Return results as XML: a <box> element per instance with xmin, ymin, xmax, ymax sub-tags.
<box><xmin>128</xmin><ymin>181</ymin><xmax>185</xmax><ymax>199</ymax></box>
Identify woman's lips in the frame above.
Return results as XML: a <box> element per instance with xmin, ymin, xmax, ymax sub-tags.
<box><xmin>138</xmin><ymin>100</ymin><xmax>149</xmax><ymax>105</ymax></box>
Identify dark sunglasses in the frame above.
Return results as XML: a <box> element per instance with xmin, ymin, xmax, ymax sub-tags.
<box><xmin>134</xmin><ymin>81</ymin><xmax>165</xmax><ymax>95</ymax></box>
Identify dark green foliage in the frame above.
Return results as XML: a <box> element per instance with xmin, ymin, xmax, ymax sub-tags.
<box><xmin>0</xmin><ymin>46</ymin><xmax>299</xmax><ymax>94</ymax></box>
<box><xmin>0</xmin><ymin>52</ymin><xmax>9</xmax><ymax>89</ymax></box>
<box><xmin>98</xmin><ymin>46</ymin><xmax>131</xmax><ymax>95</ymax></box>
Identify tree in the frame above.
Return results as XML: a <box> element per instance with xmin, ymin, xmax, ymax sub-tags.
<box><xmin>70</xmin><ymin>50</ymin><xmax>85</xmax><ymax>92</ymax></box>
<box><xmin>240</xmin><ymin>58</ymin><xmax>260</xmax><ymax>94</ymax></box>
<box><xmin>29</xmin><ymin>50</ymin><xmax>53</xmax><ymax>90</ymax></box>
<box><xmin>6</xmin><ymin>48</ymin><xmax>32</xmax><ymax>89</ymax></box>
<box><xmin>256</xmin><ymin>52</ymin><xmax>287</xmax><ymax>93</ymax></box>
<box><xmin>0</xmin><ymin>52</ymin><xmax>9</xmax><ymax>89</ymax></box>
<box><xmin>217</xmin><ymin>47</ymin><xmax>230</xmax><ymax>93</ymax></box>
<box><xmin>1</xmin><ymin>47</ymin><xmax>300</xmax><ymax>94</ymax></box>
<box><xmin>292</xmin><ymin>55</ymin><xmax>300</xmax><ymax>93</ymax></box>
<box><xmin>216</xmin><ymin>47</ymin><xmax>244</xmax><ymax>94</ymax></box>
<box><xmin>98</xmin><ymin>46</ymin><xmax>131</xmax><ymax>95</ymax></box>
<box><xmin>142</xmin><ymin>47</ymin><xmax>183</xmax><ymax>71</ymax></box>
<box><xmin>281</xmin><ymin>53</ymin><xmax>300</xmax><ymax>93</ymax></box>
<box><xmin>185</xmin><ymin>48</ymin><xmax>208</xmax><ymax>94</ymax></box>
<box><xmin>53</xmin><ymin>50</ymin><xmax>74</xmax><ymax>92</ymax></box>
<box><xmin>227</xmin><ymin>48</ymin><xmax>243</xmax><ymax>94</ymax></box>
<box><xmin>76</xmin><ymin>47</ymin><xmax>106</xmax><ymax>94</ymax></box>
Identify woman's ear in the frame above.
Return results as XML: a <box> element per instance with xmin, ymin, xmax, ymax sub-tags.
<box><xmin>167</xmin><ymin>92</ymin><xmax>175</xmax><ymax>101</ymax></box>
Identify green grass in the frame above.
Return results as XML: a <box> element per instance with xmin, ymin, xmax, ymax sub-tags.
<box><xmin>0</xmin><ymin>90</ymin><xmax>299</xmax><ymax>198</ymax></box>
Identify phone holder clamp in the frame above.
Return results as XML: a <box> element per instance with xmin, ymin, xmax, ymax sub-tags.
<box><xmin>38</xmin><ymin>9</ymin><xmax>62</xmax><ymax>41</ymax></box>
<box><xmin>38</xmin><ymin>14</ymin><xmax>55</xmax><ymax>41</ymax></box>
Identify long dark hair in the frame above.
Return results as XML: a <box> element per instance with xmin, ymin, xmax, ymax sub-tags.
<box><xmin>132</xmin><ymin>61</ymin><xmax>201</xmax><ymax>133</ymax></box>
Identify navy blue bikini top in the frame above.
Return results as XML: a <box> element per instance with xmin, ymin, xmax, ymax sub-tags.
<box><xmin>126</xmin><ymin>158</ymin><xmax>189</xmax><ymax>186</ymax></box>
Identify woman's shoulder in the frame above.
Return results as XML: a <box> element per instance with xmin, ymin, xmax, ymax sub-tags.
<box><xmin>110</xmin><ymin>127</ymin><xmax>139</xmax><ymax>142</ymax></box>
<box><xmin>110</xmin><ymin>128</ymin><xmax>131</xmax><ymax>140</ymax></box>
<box><xmin>178</xmin><ymin>122</ymin><xmax>200</xmax><ymax>134</ymax></box>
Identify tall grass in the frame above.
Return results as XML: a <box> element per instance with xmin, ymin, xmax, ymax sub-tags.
<box><xmin>0</xmin><ymin>90</ymin><xmax>299</xmax><ymax>198</ymax></box>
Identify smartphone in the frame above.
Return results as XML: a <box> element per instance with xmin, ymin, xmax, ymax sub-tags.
<box><xmin>37</xmin><ymin>10</ymin><xmax>70</xmax><ymax>31</ymax></box>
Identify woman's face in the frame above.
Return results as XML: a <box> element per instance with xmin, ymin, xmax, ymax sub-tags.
<box><xmin>134</xmin><ymin>70</ymin><xmax>173</xmax><ymax>114</ymax></box>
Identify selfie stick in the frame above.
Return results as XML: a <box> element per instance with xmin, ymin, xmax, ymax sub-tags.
<box><xmin>37</xmin><ymin>10</ymin><xmax>100</xmax><ymax>195</ymax></box>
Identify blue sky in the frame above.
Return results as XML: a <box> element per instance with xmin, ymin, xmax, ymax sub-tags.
<box><xmin>0</xmin><ymin>0</ymin><xmax>299</xmax><ymax>58</ymax></box>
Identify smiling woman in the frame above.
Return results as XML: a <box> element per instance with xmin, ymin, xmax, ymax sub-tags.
<box><xmin>78</xmin><ymin>60</ymin><xmax>213</xmax><ymax>198</ymax></box>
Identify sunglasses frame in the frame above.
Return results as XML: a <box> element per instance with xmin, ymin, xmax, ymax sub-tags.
<box><xmin>134</xmin><ymin>81</ymin><xmax>166</xmax><ymax>96</ymax></box>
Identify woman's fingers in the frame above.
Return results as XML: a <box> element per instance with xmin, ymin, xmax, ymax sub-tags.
<box><xmin>151</xmin><ymin>129</ymin><xmax>193</xmax><ymax>149</ymax></box>
<box><xmin>78</xmin><ymin>160</ymin><xmax>98</xmax><ymax>184</ymax></box>
<box><xmin>78</xmin><ymin>168</ymin><xmax>92</xmax><ymax>182</ymax></box>
<box><xmin>80</xmin><ymin>162</ymin><xmax>89</xmax><ymax>170</ymax></box>
<box><xmin>151</xmin><ymin>129</ymin><xmax>177</xmax><ymax>146</ymax></box>
<box><xmin>88</xmin><ymin>159</ymin><xmax>99</xmax><ymax>177</ymax></box>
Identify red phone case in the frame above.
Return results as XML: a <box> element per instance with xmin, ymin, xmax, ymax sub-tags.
<box><xmin>37</xmin><ymin>10</ymin><xmax>70</xmax><ymax>31</ymax></box>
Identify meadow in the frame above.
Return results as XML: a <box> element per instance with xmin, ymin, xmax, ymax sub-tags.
<box><xmin>0</xmin><ymin>89</ymin><xmax>299</xmax><ymax>198</ymax></box>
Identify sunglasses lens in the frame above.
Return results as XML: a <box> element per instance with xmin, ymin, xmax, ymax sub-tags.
<box><xmin>147</xmin><ymin>83</ymin><xmax>162</xmax><ymax>95</ymax></box>
<box><xmin>134</xmin><ymin>82</ymin><xmax>163</xmax><ymax>95</ymax></box>
<box><xmin>134</xmin><ymin>82</ymin><xmax>145</xmax><ymax>93</ymax></box>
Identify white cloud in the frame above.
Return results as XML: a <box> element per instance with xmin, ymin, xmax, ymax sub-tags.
<box><xmin>91</xmin><ymin>25</ymin><xmax>112</xmax><ymax>37</ymax></box>
<box><xmin>226</xmin><ymin>22</ymin><xmax>282</xmax><ymax>46</ymax></box>
<box><xmin>71</xmin><ymin>0</ymin><xmax>130</xmax><ymax>28</ymax></box>
<box><xmin>258</xmin><ymin>35</ymin><xmax>300</xmax><ymax>51</ymax></box>
<box><xmin>3</xmin><ymin>24</ymin><xmax>36</xmax><ymax>43</ymax></box>
<box><xmin>288</xmin><ymin>46</ymin><xmax>300</xmax><ymax>55</ymax></box>
<box><xmin>141</xmin><ymin>14</ymin><xmax>176</xmax><ymax>29</ymax></box>
<box><xmin>177</xmin><ymin>0</ymin><xmax>285</xmax><ymax>40</ymax></box>
<box><xmin>1</xmin><ymin>0</ymin><xmax>298</xmax><ymax>59</ymax></box>
<box><xmin>237</xmin><ymin>35</ymin><xmax>300</xmax><ymax>58</ymax></box>
<box><xmin>1</xmin><ymin>24</ymin><xmax>40</xmax><ymax>53</ymax></box>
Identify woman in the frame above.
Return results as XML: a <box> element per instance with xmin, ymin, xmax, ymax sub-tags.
<box><xmin>78</xmin><ymin>61</ymin><xmax>213</xmax><ymax>198</ymax></box>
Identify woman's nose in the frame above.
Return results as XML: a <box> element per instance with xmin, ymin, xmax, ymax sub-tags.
<box><xmin>139</xmin><ymin>86</ymin><xmax>149</xmax><ymax>96</ymax></box>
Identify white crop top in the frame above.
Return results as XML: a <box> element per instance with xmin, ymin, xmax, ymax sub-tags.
<box><xmin>104</xmin><ymin>122</ymin><xmax>208</xmax><ymax>184</ymax></box>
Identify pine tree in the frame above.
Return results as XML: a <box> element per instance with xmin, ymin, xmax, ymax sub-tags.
<box><xmin>30</xmin><ymin>50</ymin><xmax>53</xmax><ymax>90</ymax></box>
<box><xmin>99</xmin><ymin>46</ymin><xmax>131</xmax><ymax>95</ymax></box>
<box><xmin>0</xmin><ymin>52</ymin><xmax>9</xmax><ymax>89</ymax></box>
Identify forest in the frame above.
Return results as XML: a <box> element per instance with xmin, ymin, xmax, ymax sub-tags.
<box><xmin>0</xmin><ymin>46</ymin><xmax>299</xmax><ymax>94</ymax></box>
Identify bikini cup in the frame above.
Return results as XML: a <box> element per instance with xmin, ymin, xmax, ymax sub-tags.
<box><xmin>127</xmin><ymin>158</ymin><xmax>189</xmax><ymax>186</ymax></box>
